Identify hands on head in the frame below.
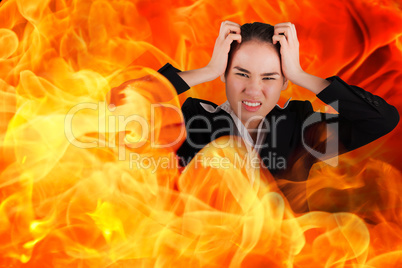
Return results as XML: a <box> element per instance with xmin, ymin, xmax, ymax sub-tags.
<box><xmin>206</xmin><ymin>21</ymin><xmax>242</xmax><ymax>79</ymax></box>
<box><xmin>272</xmin><ymin>22</ymin><xmax>304</xmax><ymax>83</ymax></box>
<box><xmin>178</xmin><ymin>21</ymin><xmax>328</xmax><ymax>94</ymax></box>
<box><xmin>206</xmin><ymin>21</ymin><xmax>304</xmax><ymax>84</ymax></box>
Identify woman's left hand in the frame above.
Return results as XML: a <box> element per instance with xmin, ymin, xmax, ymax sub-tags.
<box><xmin>272</xmin><ymin>22</ymin><xmax>305</xmax><ymax>83</ymax></box>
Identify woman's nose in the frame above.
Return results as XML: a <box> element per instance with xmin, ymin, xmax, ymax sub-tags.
<box><xmin>244</xmin><ymin>79</ymin><xmax>263</xmax><ymax>97</ymax></box>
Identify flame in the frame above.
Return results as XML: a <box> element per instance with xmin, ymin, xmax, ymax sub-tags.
<box><xmin>1</xmin><ymin>0</ymin><xmax>402</xmax><ymax>267</ymax></box>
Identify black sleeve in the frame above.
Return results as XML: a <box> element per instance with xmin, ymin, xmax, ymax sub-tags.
<box><xmin>158</xmin><ymin>63</ymin><xmax>191</xmax><ymax>95</ymax></box>
<box><xmin>157</xmin><ymin>64</ymin><xmax>198</xmax><ymax>165</ymax></box>
<box><xmin>302</xmin><ymin>76</ymin><xmax>399</xmax><ymax>160</ymax></box>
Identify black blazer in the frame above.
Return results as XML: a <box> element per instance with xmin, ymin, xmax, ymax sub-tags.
<box><xmin>158</xmin><ymin>63</ymin><xmax>400</xmax><ymax>183</ymax></box>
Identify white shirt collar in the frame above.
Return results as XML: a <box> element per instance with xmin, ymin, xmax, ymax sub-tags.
<box><xmin>199</xmin><ymin>98</ymin><xmax>291</xmax><ymax>150</ymax></box>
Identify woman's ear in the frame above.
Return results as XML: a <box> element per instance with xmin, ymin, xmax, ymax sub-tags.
<box><xmin>220</xmin><ymin>73</ymin><xmax>226</xmax><ymax>83</ymax></box>
<box><xmin>281</xmin><ymin>77</ymin><xmax>288</xmax><ymax>91</ymax></box>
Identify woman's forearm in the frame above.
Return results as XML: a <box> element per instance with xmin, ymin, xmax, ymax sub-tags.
<box><xmin>291</xmin><ymin>71</ymin><xmax>331</xmax><ymax>95</ymax></box>
<box><xmin>177</xmin><ymin>66</ymin><xmax>219</xmax><ymax>88</ymax></box>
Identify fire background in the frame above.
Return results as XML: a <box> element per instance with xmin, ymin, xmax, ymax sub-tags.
<box><xmin>0</xmin><ymin>0</ymin><xmax>401</xmax><ymax>267</ymax></box>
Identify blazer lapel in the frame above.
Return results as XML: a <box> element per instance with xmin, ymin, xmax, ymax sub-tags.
<box><xmin>261</xmin><ymin>108</ymin><xmax>297</xmax><ymax>169</ymax></box>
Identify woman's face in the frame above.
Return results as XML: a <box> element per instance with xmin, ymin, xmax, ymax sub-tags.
<box><xmin>222</xmin><ymin>40</ymin><xmax>287</xmax><ymax>129</ymax></box>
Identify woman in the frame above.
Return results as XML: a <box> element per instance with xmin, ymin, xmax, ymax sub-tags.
<box><xmin>158</xmin><ymin>21</ymin><xmax>399</xmax><ymax>184</ymax></box>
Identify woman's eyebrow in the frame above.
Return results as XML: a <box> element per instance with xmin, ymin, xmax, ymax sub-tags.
<box><xmin>233</xmin><ymin>66</ymin><xmax>280</xmax><ymax>76</ymax></box>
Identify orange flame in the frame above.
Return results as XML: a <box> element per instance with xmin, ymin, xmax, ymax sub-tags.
<box><xmin>1</xmin><ymin>0</ymin><xmax>402</xmax><ymax>267</ymax></box>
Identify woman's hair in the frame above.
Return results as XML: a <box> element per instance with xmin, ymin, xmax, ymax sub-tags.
<box><xmin>225</xmin><ymin>22</ymin><xmax>280</xmax><ymax>75</ymax></box>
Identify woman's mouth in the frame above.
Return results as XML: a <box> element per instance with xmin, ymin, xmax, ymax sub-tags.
<box><xmin>242</xmin><ymin>100</ymin><xmax>262</xmax><ymax>112</ymax></box>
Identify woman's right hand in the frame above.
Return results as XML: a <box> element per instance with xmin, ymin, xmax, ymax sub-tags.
<box><xmin>177</xmin><ymin>21</ymin><xmax>241</xmax><ymax>87</ymax></box>
<box><xmin>206</xmin><ymin>21</ymin><xmax>242</xmax><ymax>78</ymax></box>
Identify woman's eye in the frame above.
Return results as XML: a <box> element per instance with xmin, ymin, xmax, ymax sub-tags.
<box><xmin>236</xmin><ymin>73</ymin><xmax>249</xmax><ymax>78</ymax></box>
<box><xmin>263</xmin><ymin>77</ymin><xmax>275</xmax><ymax>80</ymax></box>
